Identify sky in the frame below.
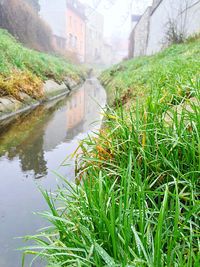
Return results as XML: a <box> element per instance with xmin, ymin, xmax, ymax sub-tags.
<box><xmin>80</xmin><ymin>0</ymin><xmax>153</xmax><ymax>38</ymax></box>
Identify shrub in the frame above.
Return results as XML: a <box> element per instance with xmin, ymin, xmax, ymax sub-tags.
<box><xmin>0</xmin><ymin>0</ymin><xmax>54</xmax><ymax>52</ymax></box>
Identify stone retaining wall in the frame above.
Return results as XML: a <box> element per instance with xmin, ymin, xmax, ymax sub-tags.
<box><xmin>147</xmin><ymin>0</ymin><xmax>200</xmax><ymax>55</ymax></box>
<box><xmin>129</xmin><ymin>7</ymin><xmax>151</xmax><ymax>58</ymax></box>
<box><xmin>0</xmin><ymin>78</ymin><xmax>81</xmax><ymax>121</ymax></box>
<box><xmin>129</xmin><ymin>0</ymin><xmax>200</xmax><ymax>58</ymax></box>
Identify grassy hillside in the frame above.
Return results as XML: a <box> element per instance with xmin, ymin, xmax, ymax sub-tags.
<box><xmin>101</xmin><ymin>37</ymin><xmax>200</xmax><ymax>107</ymax></box>
<box><xmin>24</xmin><ymin>39</ymin><xmax>200</xmax><ymax>266</ymax></box>
<box><xmin>0</xmin><ymin>29</ymin><xmax>85</xmax><ymax>100</ymax></box>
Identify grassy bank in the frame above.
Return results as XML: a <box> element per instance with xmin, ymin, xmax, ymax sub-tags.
<box><xmin>0</xmin><ymin>29</ymin><xmax>85</xmax><ymax>100</ymax></box>
<box><xmin>23</xmin><ymin>39</ymin><xmax>200</xmax><ymax>266</ymax></box>
<box><xmin>101</xmin><ymin>37</ymin><xmax>200</xmax><ymax>107</ymax></box>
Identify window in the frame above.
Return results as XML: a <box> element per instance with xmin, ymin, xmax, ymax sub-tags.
<box><xmin>95</xmin><ymin>48</ymin><xmax>98</xmax><ymax>58</ymax></box>
<box><xmin>73</xmin><ymin>98</ymin><xmax>77</xmax><ymax>108</ymax></box>
<box><xmin>56</xmin><ymin>37</ymin><xmax>66</xmax><ymax>50</ymax></box>
<box><xmin>89</xmin><ymin>29</ymin><xmax>92</xmax><ymax>39</ymax></box>
<box><xmin>61</xmin><ymin>39</ymin><xmax>66</xmax><ymax>49</ymax></box>
<box><xmin>69</xmin><ymin>34</ymin><xmax>73</xmax><ymax>47</ymax></box>
<box><xmin>74</xmin><ymin>36</ymin><xmax>77</xmax><ymax>49</ymax></box>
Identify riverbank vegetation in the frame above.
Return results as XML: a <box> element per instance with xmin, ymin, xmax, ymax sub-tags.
<box><xmin>101</xmin><ymin>36</ymin><xmax>200</xmax><ymax>107</ymax></box>
<box><xmin>23</xmin><ymin>38</ymin><xmax>200</xmax><ymax>266</ymax></box>
<box><xmin>0</xmin><ymin>30</ymin><xmax>85</xmax><ymax>100</ymax></box>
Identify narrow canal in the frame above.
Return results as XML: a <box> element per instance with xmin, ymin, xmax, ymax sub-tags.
<box><xmin>0</xmin><ymin>79</ymin><xmax>107</xmax><ymax>267</ymax></box>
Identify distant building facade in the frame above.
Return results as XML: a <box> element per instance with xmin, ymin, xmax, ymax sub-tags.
<box><xmin>131</xmin><ymin>14</ymin><xmax>142</xmax><ymax>29</ymax></box>
<box><xmin>101</xmin><ymin>43</ymin><xmax>114</xmax><ymax>66</ymax></box>
<box><xmin>39</xmin><ymin>0</ymin><xmax>86</xmax><ymax>62</ymax></box>
<box><xmin>66</xmin><ymin>0</ymin><xmax>86</xmax><ymax>62</ymax></box>
<box><xmin>129</xmin><ymin>7</ymin><xmax>151</xmax><ymax>58</ymax></box>
<box><xmin>39</xmin><ymin>0</ymin><xmax>67</xmax><ymax>50</ymax></box>
<box><xmin>39</xmin><ymin>0</ymin><xmax>116</xmax><ymax>65</ymax></box>
<box><xmin>85</xmin><ymin>6</ymin><xmax>104</xmax><ymax>64</ymax></box>
<box><xmin>111</xmin><ymin>37</ymin><xmax>129</xmax><ymax>63</ymax></box>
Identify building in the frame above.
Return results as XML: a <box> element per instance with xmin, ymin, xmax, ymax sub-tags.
<box><xmin>111</xmin><ymin>36</ymin><xmax>129</xmax><ymax>63</ymax></box>
<box><xmin>39</xmin><ymin>0</ymin><xmax>67</xmax><ymax>50</ymax></box>
<box><xmin>131</xmin><ymin>14</ymin><xmax>142</xmax><ymax>29</ymax></box>
<box><xmin>66</xmin><ymin>0</ymin><xmax>86</xmax><ymax>63</ymax></box>
<box><xmin>85</xmin><ymin>6</ymin><xmax>104</xmax><ymax>64</ymax></box>
<box><xmin>39</xmin><ymin>0</ymin><xmax>86</xmax><ymax>62</ymax></box>
<box><xmin>101</xmin><ymin>42</ymin><xmax>114</xmax><ymax>66</ymax></box>
<box><xmin>129</xmin><ymin>7</ymin><xmax>152</xmax><ymax>58</ymax></box>
<box><xmin>39</xmin><ymin>0</ymin><xmax>116</xmax><ymax>65</ymax></box>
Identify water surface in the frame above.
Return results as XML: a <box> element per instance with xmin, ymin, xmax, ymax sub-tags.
<box><xmin>0</xmin><ymin>79</ymin><xmax>106</xmax><ymax>267</ymax></box>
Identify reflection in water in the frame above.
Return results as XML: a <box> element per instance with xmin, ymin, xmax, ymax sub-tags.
<box><xmin>0</xmin><ymin>79</ymin><xmax>106</xmax><ymax>267</ymax></box>
<box><xmin>66</xmin><ymin>86</ymin><xmax>85</xmax><ymax>132</ymax></box>
<box><xmin>19</xmin><ymin>135</ymin><xmax>48</xmax><ymax>179</ymax></box>
<box><xmin>0</xmin><ymin>79</ymin><xmax>106</xmax><ymax>179</ymax></box>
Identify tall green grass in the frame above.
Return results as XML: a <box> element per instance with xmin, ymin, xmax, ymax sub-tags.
<box><xmin>100</xmin><ymin>37</ymin><xmax>200</xmax><ymax>106</ymax></box>
<box><xmin>0</xmin><ymin>29</ymin><xmax>84</xmax><ymax>82</ymax></box>
<box><xmin>0</xmin><ymin>29</ymin><xmax>86</xmax><ymax>99</ymax></box>
<box><xmin>22</xmin><ymin>80</ymin><xmax>200</xmax><ymax>266</ymax></box>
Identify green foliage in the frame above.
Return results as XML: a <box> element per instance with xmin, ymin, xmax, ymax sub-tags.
<box><xmin>23</xmin><ymin>91</ymin><xmax>200</xmax><ymax>266</ymax></box>
<box><xmin>22</xmin><ymin>39</ymin><xmax>200</xmax><ymax>266</ymax></box>
<box><xmin>0</xmin><ymin>29</ymin><xmax>84</xmax><ymax>81</ymax></box>
<box><xmin>0</xmin><ymin>29</ymin><xmax>85</xmax><ymax>98</ymax></box>
<box><xmin>100</xmin><ymin>37</ymin><xmax>200</xmax><ymax>106</ymax></box>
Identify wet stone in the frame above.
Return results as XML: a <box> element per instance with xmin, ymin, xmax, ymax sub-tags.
<box><xmin>65</xmin><ymin>78</ymin><xmax>77</xmax><ymax>88</ymax></box>
<box><xmin>0</xmin><ymin>97</ymin><xmax>21</xmax><ymax>113</ymax></box>
<box><xmin>0</xmin><ymin>103</ymin><xmax>5</xmax><ymax>112</ymax></box>
<box><xmin>18</xmin><ymin>92</ymin><xmax>32</xmax><ymax>101</ymax></box>
<box><xmin>43</xmin><ymin>80</ymin><xmax>67</xmax><ymax>94</ymax></box>
<box><xmin>0</xmin><ymin>97</ymin><xmax>13</xmax><ymax>106</ymax></box>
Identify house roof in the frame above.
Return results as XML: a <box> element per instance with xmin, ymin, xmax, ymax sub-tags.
<box><xmin>131</xmin><ymin>14</ymin><xmax>142</xmax><ymax>22</ymax></box>
<box><xmin>66</xmin><ymin>0</ymin><xmax>86</xmax><ymax>20</ymax></box>
<box><xmin>129</xmin><ymin>6</ymin><xmax>152</xmax><ymax>36</ymax></box>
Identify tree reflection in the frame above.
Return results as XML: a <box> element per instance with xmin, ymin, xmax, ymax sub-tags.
<box><xmin>19</xmin><ymin>134</ymin><xmax>47</xmax><ymax>178</ymax></box>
